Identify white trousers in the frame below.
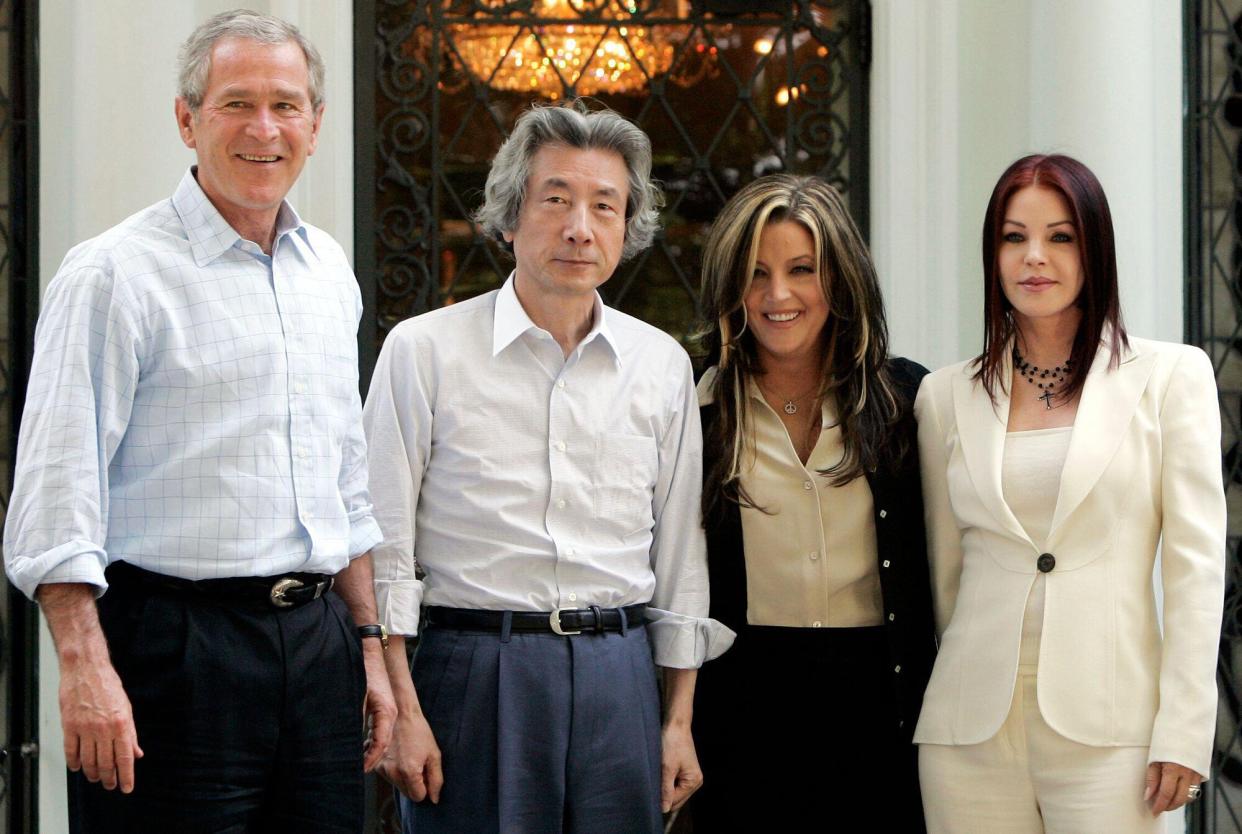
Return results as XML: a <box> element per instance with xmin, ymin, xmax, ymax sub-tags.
<box><xmin>919</xmin><ymin>672</ymin><xmax>1165</xmax><ymax>834</ymax></box>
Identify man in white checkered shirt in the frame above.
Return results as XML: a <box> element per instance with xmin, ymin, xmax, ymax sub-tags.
<box><xmin>3</xmin><ymin>11</ymin><xmax>394</xmax><ymax>833</ymax></box>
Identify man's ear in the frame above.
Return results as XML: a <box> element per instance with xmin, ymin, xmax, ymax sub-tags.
<box><xmin>307</xmin><ymin>103</ymin><xmax>325</xmax><ymax>157</ymax></box>
<box><xmin>175</xmin><ymin>97</ymin><xmax>196</xmax><ymax>149</ymax></box>
<box><xmin>502</xmin><ymin>228</ymin><xmax>514</xmax><ymax>243</ymax></box>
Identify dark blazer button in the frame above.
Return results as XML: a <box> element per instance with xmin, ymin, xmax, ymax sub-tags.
<box><xmin>1037</xmin><ymin>553</ymin><xmax>1056</xmax><ymax>573</ymax></box>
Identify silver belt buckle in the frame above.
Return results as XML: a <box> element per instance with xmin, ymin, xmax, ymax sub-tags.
<box><xmin>549</xmin><ymin>607</ymin><xmax>581</xmax><ymax>636</ymax></box>
<box><xmin>269</xmin><ymin>577</ymin><xmax>306</xmax><ymax>608</ymax></box>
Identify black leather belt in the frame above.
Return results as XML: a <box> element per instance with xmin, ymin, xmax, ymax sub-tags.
<box><xmin>107</xmin><ymin>561</ymin><xmax>333</xmax><ymax>611</ymax></box>
<box><xmin>425</xmin><ymin>604</ymin><xmax>647</xmax><ymax>635</ymax></box>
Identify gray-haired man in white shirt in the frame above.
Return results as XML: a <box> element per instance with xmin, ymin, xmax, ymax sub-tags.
<box><xmin>364</xmin><ymin>100</ymin><xmax>733</xmax><ymax>833</ymax></box>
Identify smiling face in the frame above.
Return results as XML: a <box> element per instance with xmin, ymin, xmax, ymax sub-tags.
<box><xmin>503</xmin><ymin>144</ymin><xmax>629</xmax><ymax>305</ymax></box>
<box><xmin>175</xmin><ymin>36</ymin><xmax>322</xmax><ymax>242</ymax></box>
<box><xmin>998</xmin><ymin>185</ymin><xmax>1085</xmax><ymax>329</ymax></box>
<box><xmin>743</xmin><ymin>220</ymin><xmax>830</xmax><ymax>369</ymax></box>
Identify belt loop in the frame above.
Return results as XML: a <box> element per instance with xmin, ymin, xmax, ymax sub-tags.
<box><xmin>500</xmin><ymin>610</ymin><xmax>513</xmax><ymax>644</ymax></box>
<box><xmin>618</xmin><ymin>606</ymin><xmax>628</xmax><ymax>637</ymax></box>
<box><xmin>589</xmin><ymin>604</ymin><xmax>603</xmax><ymax>634</ymax></box>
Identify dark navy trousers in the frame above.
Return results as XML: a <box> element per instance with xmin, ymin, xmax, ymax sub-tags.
<box><xmin>399</xmin><ymin>623</ymin><xmax>663</xmax><ymax>834</ymax></box>
<box><xmin>70</xmin><ymin>566</ymin><xmax>367</xmax><ymax>834</ymax></box>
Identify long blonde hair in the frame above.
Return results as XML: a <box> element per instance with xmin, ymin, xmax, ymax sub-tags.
<box><xmin>698</xmin><ymin>175</ymin><xmax>903</xmax><ymax>521</ymax></box>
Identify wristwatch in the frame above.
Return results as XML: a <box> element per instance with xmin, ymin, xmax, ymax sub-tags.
<box><xmin>357</xmin><ymin>623</ymin><xmax>389</xmax><ymax>649</ymax></box>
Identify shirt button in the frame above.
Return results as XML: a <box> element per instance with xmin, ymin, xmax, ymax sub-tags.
<box><xmin>809</xmin><ymin>551</ymin><xmax>819</xmax><ymax>561</ymax></box>
<box><xmin>888</xmin><ymin>613</ymin><xmax>896</xmax><ymax>622</ymax></box>
<box><xmin>811</xmin><ymin>621</ymin><xmax>822</xmax><ymax>628</ymax></box>
<box><xmin>557</xmin><ymin>379</ymin><xmax>566</xmax><ymax>389</ymax></box>
<box><xmin>566</xmin><ymin>547</ymin><xmax>576</xmax><ymax>557</ymax></box>
<box><xmin>1037</xmin><ymin>553</ymin><xmax>1056</xmax><ymax>573</ymax></box>
<box><xmin>803</xmin><ymin>480</ymin><xmax>814</xmax><ymax>490</ymax></box>
<box><xmin>894</xmin><ymin>664</ymin><xmax>902</xmax><ymax>673</ymax></box>
<box><xmin>879</xmin><ymin>509</ymin><xmax>887</xmax><ymax>519</ymax></box>
<box><xmin>556</xmin><ymin>441</ymin><xmax>566</xmax><ymax>452</ymax></box>
<box><xmin>556</xmin><ymin>499</ymin><xmax>567</xmax><ymax>509</ymax></box>
<box><xmin>568</xmin><ymin>593</ymin><xmax>577</xmax><ymax>602</ymax></box>
<box><xmin>882</xmin><ymin>560</ymin><xmax>891</xmax><ymax>568</ymax></box>
<box><xmin>294</xmin><ymin>381</ymin><xmax>307</xmax><ymax>395</ymax></box>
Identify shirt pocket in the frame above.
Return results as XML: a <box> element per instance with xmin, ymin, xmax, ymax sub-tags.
<box><xmin>593</xmin><ymin>433</ymin><xmax>658</xmax><ymax>540</ymax></box>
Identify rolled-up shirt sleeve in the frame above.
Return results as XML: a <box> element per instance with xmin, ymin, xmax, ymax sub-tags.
<box><xmin>4</xmin><ymin>265</ymin><xmax>140</xmax><ymax>600</ymax></box>
<box><xmin>362</xmin><ymin>323</ymin><xmax>430</xmax><ymax>636</ymax></box>
<box><xmin>647</xmin><ymin>353</ymin><xmax>735</xmax><ymax>668</ymax></box>
<box><xmin>339</xmin><ymin>283</ymin><xmax>383</xmax><ymax>559</ymax></box>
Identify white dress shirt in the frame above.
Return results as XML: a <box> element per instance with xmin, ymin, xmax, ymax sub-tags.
<box><xmin>4</xmin><ymin>168</ymin><xmax>382</xmax><ymax>599</ymax></box>
<box><xmin>363</xmin><ymin>275</ymin><xmax>733</xmax><ymax>668</ymax></box>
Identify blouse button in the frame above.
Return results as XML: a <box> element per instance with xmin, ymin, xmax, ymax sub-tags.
<box><xmin>1037</xmin><ymin>553</ymin><xmax>1056</xmax><ymax>573</ymax></box>
<box><xmin>812</xmin><ymin>621</ymin><xmax>822</xmax><ymax>628</ymax></box>
<box><xmin>803</xmin><ymin>480</ymin><xmax>814</xmax><ymax>491</ymax></box>
<box><xmin>809</xmin><ymin>551</ymin><xmax>819</xmax><ymax>561</ymax></box>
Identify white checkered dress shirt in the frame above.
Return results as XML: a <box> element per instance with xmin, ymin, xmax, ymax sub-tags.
<box><xmin>4</xmin><ymin>168</ymin><xmax>382</xmax><ymax>598</ymax></box>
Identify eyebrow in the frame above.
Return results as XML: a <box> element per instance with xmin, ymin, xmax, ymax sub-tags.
<box><xmin>540</xmin><ymin>177</ymin><xmax>622</xmax><ymax>198</ymax></box>
<box><xmin>1002</xmin><ymin>219</ymin><xmax>1074</xmax><ymax>229</ymax></box>
<box><xmin>216</xmin><ymin>85</ymin><xmax>309</xmax><ymax>102</ymax></box>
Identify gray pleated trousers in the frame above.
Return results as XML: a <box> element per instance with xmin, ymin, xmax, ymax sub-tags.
<box><xmin>398</xmin><ymin>622</ymin><xmax>664</xmax><ymax>834</ymax></box>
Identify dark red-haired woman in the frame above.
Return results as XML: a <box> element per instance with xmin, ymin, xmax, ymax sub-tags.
<box><xmin>914</xmin><ymin>154</ymin><xmax>1225</xmax><ymax>832</ymax></box>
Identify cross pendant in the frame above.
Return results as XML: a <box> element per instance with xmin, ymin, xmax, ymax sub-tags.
<box><xmin>1038</xmin><ymin>390</ymin><xmax>1055</xmax><ymax>409</ymax></box>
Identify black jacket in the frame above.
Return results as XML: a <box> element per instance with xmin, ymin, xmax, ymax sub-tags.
<box><xmin>697</xmin><ymin>357</ymin><xmax>937</xmax><ymax>738</ymax></box>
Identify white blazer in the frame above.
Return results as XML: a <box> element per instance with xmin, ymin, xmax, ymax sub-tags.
<box><xmin>914</xmin><ymin>336</ymin><xmax>1226</xmax><ymax>777</ymax></box>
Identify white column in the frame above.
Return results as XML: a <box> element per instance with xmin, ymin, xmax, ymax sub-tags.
<box><xmin>871</xmin><ymin>0</ymin><xmax>1182</xmax><ymax>365</ymax></box>
<box><xmin>36</xmin><ymin>4</ymin><xmax>354</xmax><ymax>831</ymax></box>
<box><xmin>869</xmin><ymin>0</ymin><xmax>964</xmax><ymax>371</ymax></box>
<box><xmin>1027</xmin><ymin>0</ymin><xmax>1183</xmax><ymax>342</ymax></box>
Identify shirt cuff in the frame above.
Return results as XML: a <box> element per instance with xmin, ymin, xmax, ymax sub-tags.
<box><xmin>347</xmin><ymin>515</ymin><xmax>384</xmax><ymax>559</ymax></box>
<box><xmin>7</xmin><ymin>542</ymin><xmax>108</xmax><ymax>601</ymax></box>
<box><xmin>644</xmin><ymin>607</ymin><xmax>736</xmax><ymax>669</ymax></box>
<box><xmin>375</xmin><ymin>577</ymin><xmax>425</xmax><ymax>637</ymax></box>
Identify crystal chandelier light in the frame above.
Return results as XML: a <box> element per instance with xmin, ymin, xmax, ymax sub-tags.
<box><xmin>451</xmin><ymin>0</ymin><xmax>679</xmax><ymax>99</ymax></box>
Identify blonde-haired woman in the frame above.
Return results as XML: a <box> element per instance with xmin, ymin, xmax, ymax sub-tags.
<box><xmin>691</xmin><ymin>174</ymin><xmax>935</xmax><ymax>831</ymax></box>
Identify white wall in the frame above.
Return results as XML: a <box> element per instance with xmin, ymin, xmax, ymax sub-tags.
<box><xmin>36</xmin><ymin>3</ymin><xmax>354</xmax><ymax>830</ymax></box>
<box><xmin>873</xmin><ymin>0</ymin><xmax>1184</xmax><ymax>369</ymax></box>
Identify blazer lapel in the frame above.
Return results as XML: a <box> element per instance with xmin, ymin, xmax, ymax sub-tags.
<box><xmin>952</xmin><ymin>364</ymin><xmax>1032</xmax><ymax>545</ymax></box>
<box><xmin>1049</xmin><ymin>342</ymin><xmax>1157</xmax><ymax>534</ymax></box>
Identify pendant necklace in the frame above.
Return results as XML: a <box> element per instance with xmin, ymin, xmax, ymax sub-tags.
<box><xmin>1013</xmin><ymin>347</ymin><xmax>1072</xmax><ymax>410</ymax></box>
<box><xmin>760</xmin><ymin>381</ymin><xmax>820</xmax><ymax>415</ymax></box>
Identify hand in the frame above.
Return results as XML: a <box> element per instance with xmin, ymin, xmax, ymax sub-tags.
<box><xmin>361</xmin><ymin>643</ymin><xmax>397</xmax><ymax>771</ymax></box>
<box><xmin>660</xmin><ymin>721</ymin><xmax>703</xmax><ymax>814</ymax></box>
<box><xmin>377</xmin><ymin>710</ymin><xmax>444</xmax><ymax>803</ymax></box>
<box><xmin>59</xmin><ymin>654</ymin><xmax>143</xmax><ymax>793</ymax></box>
<box><xmin>1145</xmin><ymin>761</ymin><xmax>1204</xmax><ymax>815</ymax></box>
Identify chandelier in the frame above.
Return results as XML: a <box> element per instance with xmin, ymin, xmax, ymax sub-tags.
<box><xmin>450</xmin><ymin>0</ymin><xmax>680</xmax><ymax>99</ymax></box>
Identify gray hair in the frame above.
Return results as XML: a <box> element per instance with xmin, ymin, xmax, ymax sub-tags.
<box><xmin>178</xmin><ymin>9</ymin><xmax>325</xmax><ymax>112</ymax></box>
<box><xmin>475</xmin><ymin>100</ymin><xmax>664</xmax><ymax>263</ymax></box>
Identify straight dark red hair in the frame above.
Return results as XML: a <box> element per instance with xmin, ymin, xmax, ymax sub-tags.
<box><xmin>974</xmin><ymin>154</ymin><xmax>1128</xmax><ymax>402</ymax></box>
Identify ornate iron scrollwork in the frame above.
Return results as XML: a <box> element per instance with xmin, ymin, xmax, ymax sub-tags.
<box><xmin>363</xmin><ymin>0</ymin><xmax>868</xmax><ymax>368</ymax></box>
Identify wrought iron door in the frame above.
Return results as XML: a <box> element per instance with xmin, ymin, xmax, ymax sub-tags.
<box><xmin>1186</xmin><ymin>1</ymin><xmax>1242</xmax><ymax>830</ymax></box>
<box><xmin>0</xmin><ymin>0</ymin><xmax>39</xmax><ymax>831</ymax></box>
<box><xmin>354</xmin><ymin>0</ymin><xmax>870</xmax><ymax>383</ymax></box>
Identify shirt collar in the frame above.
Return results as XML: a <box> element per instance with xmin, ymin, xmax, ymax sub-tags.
<box><xmin>172</xmin><ymin>167</ymin><xmax>311</xmax><ymax>265</ymax></box>
<box><xmin>492</xmin><ymin>273</ymin><xmax>622</xmax><ymax>366</ymax></box>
